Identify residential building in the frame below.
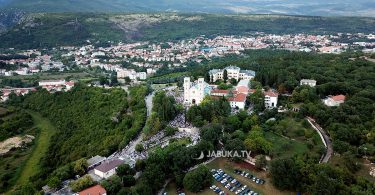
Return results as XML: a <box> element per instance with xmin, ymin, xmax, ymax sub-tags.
<box><xmin>228</xmin><ymin>93</ymin><xmax>247</xmax><ymax>110</ymax></box>
<box><xmin>300</xmin><ymin>79</ymin><xmax>317</xmax><ymax>87</ymax></box>
<box><xmin>0</xmin><ymin>88</ymin><xmax>36</xmax><ymax>102</ymax></box>
<box><xmin>264</xmin><ymin>90</ymin><xmax>279</xmax><ymax>109</ymax></box>
<box><xmin>184</xmin><ymin>77</ymin><xmax>211</xmax><ymax>105</ymax></box>
<box><xmin>94</xmin><ymin>159</ymin><xmax>124</xmax><ymax>179</ymax></box>
<box><xmin>324</xmin><ymin>95</ymin><xmax>346</xmax><ymax>107</ymax></box>
<box><xmin>208</xmin><ymin>66</ymin><xmax>255</xmax><ymax>82</ymax></box>
<box><xmin>39</xmin><ymin>80</ymin><xmax>75</xmax><ymax>92</ymax></box>
<box><xmin>79</xmin><ymin>184</ymin><xmax>107</xmax><ymax>195</ymax></box>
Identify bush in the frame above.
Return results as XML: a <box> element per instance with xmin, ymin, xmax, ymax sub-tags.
<box><xmin>69</xmin><ymin>175</ymin><xmax>95</xmax><ymax>192</ymax></box>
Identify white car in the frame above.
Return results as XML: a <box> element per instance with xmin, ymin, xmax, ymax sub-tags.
<box><xmin>231</xmin><ymin>179</ymin><xmax>237</xmax><ymax>184</ymax></box>
<box><xmin>235</xmin><ymin>189</ymin><xmax>242</xmax><ymax>194</ymax></box>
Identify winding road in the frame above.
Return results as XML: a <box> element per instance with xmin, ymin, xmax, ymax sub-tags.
<box><xmin>306</xmin><ymin>117</ymin><xmax>333</xmax><ymax>163</ymax></box>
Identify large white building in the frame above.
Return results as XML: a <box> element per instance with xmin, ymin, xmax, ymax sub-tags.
<box><xmin>300</xmin><ymin>79</ymin><xmax>317</xmax><ymax>87</ymax></box>
<box><xmin>184</xmin><ymin>77</ymin><xmax>211</xmax><ymax>105</ymax></box>
<box><xmin>323</xmin><ymin>95</ymin><xmax>346</xmax><ymax>107</ymax></box>
<box><xmin>93</xmin><ymin>159</ymin><xmax>124</xmax><ymax>179</ymax></box>
<box><xmin>117</xmin><ymin>69</ymin><xmax>147</xmax><ymax>80</ymax></box>
<box><xmin>38</xmin><ymin>80</ymin><xmax>75</xmax><ymax>92</ymax></box>
<box><xmin>209</xmin><ymin>66</ymin><xmax>255</xmax><ymax>82</ymax></box>
<box><xmin>264</xmin><ymin>90</ymin><xmax>279</xmax><ymax>109</ymax></box>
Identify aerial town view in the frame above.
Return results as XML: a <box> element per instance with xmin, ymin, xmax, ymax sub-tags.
<box><xmin>0</xmin><ymin>0</ymin><xmax>375</xmax><ymax>195</ymax></box>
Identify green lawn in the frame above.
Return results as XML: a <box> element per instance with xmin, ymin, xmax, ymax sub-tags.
<box><xmin>265</xmin><ymin>131</ymin><xmax>309</xmax><ymax>159</ymax></box>
<box><xmin>13</xmin><ymin>111</ymin><xmax>57</xmax><ymax>187</ymax></box>
<box><xmin>266</xmin><ymin>117</ymin><xmax>325</xmax><ymax>159</ymax></box>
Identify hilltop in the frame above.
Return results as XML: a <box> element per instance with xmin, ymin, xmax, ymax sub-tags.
<box><xmin>1</xmin><ymin>13</ymin><xmax>375</xmax><ymax>49</ymax></box>
<box><xmin>0</xmin><ymin>0</ymin><xmax>374</xmax><ymax>17</ymax></box>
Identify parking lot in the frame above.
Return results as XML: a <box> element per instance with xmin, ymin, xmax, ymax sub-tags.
<box><xmin>210</xmin><ymin>169</ymin><xmax>260</xmax><ymax>195</ymax></box>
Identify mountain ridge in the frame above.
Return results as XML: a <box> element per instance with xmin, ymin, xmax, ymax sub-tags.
<box><xmin>0</xmin><ymin>0</ymin><xmax>374</xmax><ymax>17</ymax></box>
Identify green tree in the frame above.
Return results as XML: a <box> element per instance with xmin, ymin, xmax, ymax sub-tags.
<box><xmin>69</xmin><ymin>175</ymin><xmax>95</xmax><ymax>192</ymax></box>
<box><xmin>223</xmin><ymin>69</ymin><xmax>228</xmax><ymax>83</ymax></box>
<box><xmin>73</xmin><ymin>158</ymin><xmax>88</xmax><ymax>176</ymax></box>
<box><xmin>101</xmin><ymin>175</ymin><xmax>122</xmax><ymax>194</ymax></box>
<box><xmin>165</xmin><ymin>126</ymin><xmax>178</xmax><ymax>136</ymax></box>
<box><xmin>183</xmin><ymin>165</ymin><xmax>213</xmax><ymax>193</ymax></box>
<box><xmin>116</xmin><ymin>164</ymin><xmax>136</xmax><ymax>177</ymax></box>
<box><xmin>270</xmin><ymin>158</ymin><xmax>304</xmax><ymax>191</ymax></box>
<box><xmin>255</xmin><ymin>155</ymin><xmax>267</xmax><ymax>170</ymax></box>
<box><xmin>135</xmin><ymin>144</ymin><xmax>144</xmax><ymax>152</ymax></box>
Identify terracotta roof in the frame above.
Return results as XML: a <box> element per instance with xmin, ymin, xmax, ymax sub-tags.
<box><xmin>248</xmin><ymin>89</ymin><xmax>256</xmax><ymax>93</ymax></box>
<box><xmin>211</xmin><ymin>89</ymin><xmax>229</xmax><ymax>94</ymax></box>
<box><xmin>331</xmin><ymin>95</ymin><xmax>346</xmax><ymax>101</ymax></box>
<box><xmin>94</xmin><ymin>159</ymin><xmax>124</xmax><ymax>173</ymax></box>
<box><xmin>228</xmin><ymin>93</ymin><xmax>247</xmax><ymax>102</ymax></box>
<box><xmin>79</xmin><ymin>185</ymin><xmax>106</xmax><ymax>195</ymax></box>
<box><xmin>264</xmin><ymin>90</ymin><xmax>278</xmax><ymax>97</ymax></box>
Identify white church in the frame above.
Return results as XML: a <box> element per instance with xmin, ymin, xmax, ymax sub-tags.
<box><xmin>183</xmin><ymin>77</ymin><xmax>212</xmax><ymax>105</ymax></box>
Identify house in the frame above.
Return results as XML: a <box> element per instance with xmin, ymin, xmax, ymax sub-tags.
<box><xmin>79</xmin><ymin>184</ymin><xmax>107</xmax><ymax>195</ymax></box>
<box><xmin>324</xmin><ymin>95</ymin><xmax>346</xmax><ymax>107</ymax></box>
<box><xmin>300</xmin><ymin>79</ymin><xmax>317</xmax><ymax>87</ymax></box>
<box><xmin>184</xmin><ymin>77</ymin><xmax>211</xmax><ymax>105</ymax></box>
<box><xmin>264</xmin><ymin>90</ymin><xmax>278</xmax><ymax>109</ymax></box>
<box><xmin>209</xmin><ymin>66</ymin><xmax>255</xmax><ymax>82</ymax></box>
<box><xmin>94</xmin><ymin>159</ymin><xmax>124</xmax><ymax>179</ymax></box>
<box><xmin>228</xmin><ymin>93</ymin><xmax>247</xmax><ymax>110</ymax></box>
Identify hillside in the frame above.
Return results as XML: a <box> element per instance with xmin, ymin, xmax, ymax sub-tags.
<box><xmin>0</xmin><ymin>0</ymin><xmax>374</xmax><ymax>17</ymax></box>
<box><xmin>1</xmin><ymin>13</ymin><xmax>375</xmax><ymax>49</ymax></box>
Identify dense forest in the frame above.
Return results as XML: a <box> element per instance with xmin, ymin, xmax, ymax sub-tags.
<box><xmin>6</xmin><ymin>84</ymin><xmax>148</xmax><ymax>190</ymax></box>
<box><xmin>1</xmin><ymin>13</ymin><xmax>375</xmax><ymax>49</ymax></box>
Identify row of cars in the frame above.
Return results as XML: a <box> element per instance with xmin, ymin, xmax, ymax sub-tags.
<box><xmin>234</xmin><ymin>169</ymin><xmax>265</xmax><ymax>185</ymax></box>
<box><xmin>211</xmin><ymin>169</ymin><xmax>259</xmax><ymax>195</ymax></box>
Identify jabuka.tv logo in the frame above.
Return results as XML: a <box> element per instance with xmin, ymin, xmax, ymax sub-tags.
<box><xmin>192</xmin><ymin>150</ymin><xmax>252</xmax><ymax>160</ymax></box>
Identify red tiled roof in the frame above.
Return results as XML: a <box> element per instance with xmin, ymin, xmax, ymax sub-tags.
<box><xmin>211</xmin><ymin>89</ymin><xmax>229</xmax><ymax>94</ymax></box>
<box><xmin>248</xmin><ymin>89</ymin><xmax>256</xmax><ymax>93</ymax></box>
<box><xmin>264</xmin><ymin>91</ymin><xmax>278</xmax><ymax>97</ymax></box>
<box><xmin>331</xmin><ymin>95</ymin><xmax>346</xmax><ymax>101</ymax></box>
<box><xmin>79</xmin><ymin>185</ymin><xmax>106</xmax><ymax>195</ymax></box>
<box><xmin>228</xmin><ymin>93</ymin><xmax>247</xmax><ymax>102</ymax></box>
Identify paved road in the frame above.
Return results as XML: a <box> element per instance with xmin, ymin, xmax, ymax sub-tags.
<box><xmin>145</xmin><ymin>92</ymin><xmax>154</xmax><ymax>117</ymax></box>
<box><xmin>306</xmin><ymin>117</ymin><xmax>333</xmax><ymax>163</ymax></box>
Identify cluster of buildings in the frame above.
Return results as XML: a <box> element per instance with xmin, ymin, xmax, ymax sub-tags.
<box><xmin>0</xmin><ymin>51</ymin><xmax>65</xmax><ymax>76</ymax></box>
<box><xmin>299</xmin><ymin>78</ymin><xmax>346</xmax><ymax>107</ymax></box>
<box><xmin>2</xmin><ymin>32</ymin><xmax>374</xmax><ymax>82</ymax></box>
<box><xmin>0</xmin><ymin>87</ymin><xmax>36</xmax><ymax>102</ymax></box>
<box><xmin>0</xmin><ymin>80</ymin><xmax>75</xmax><ymax>102</ymax></box>
<box><xmin>183</xmin><ymin>66</ymin><xmax>278</xmax><ymax>110</ymax></box>
<box><xmin>38</xmin><ymin>80</ymin><xmax>75</xmax><ymax>92</ymax></box>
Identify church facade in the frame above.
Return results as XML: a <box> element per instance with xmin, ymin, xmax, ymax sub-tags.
<box><xmin>184</xmin><ymin>77</ymin><xmax>211</xmax><ymax>105</ymax></box>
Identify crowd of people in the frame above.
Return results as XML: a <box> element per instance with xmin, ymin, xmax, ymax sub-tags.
<box><xmin>168</xmin><ymin>113</ymin><xmax>194</xmax><ymax>129</ymax></box>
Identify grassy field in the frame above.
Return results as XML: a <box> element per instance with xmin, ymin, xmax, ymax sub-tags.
<box><xmin>12</xmin><ymin>111</ymin><xmax>57</xmax><ymax>189</ymax></box>
<box><xmin>266</xmin><ymin>117</ymin><xmax>325</xmax><ymax>159</ymax></box>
